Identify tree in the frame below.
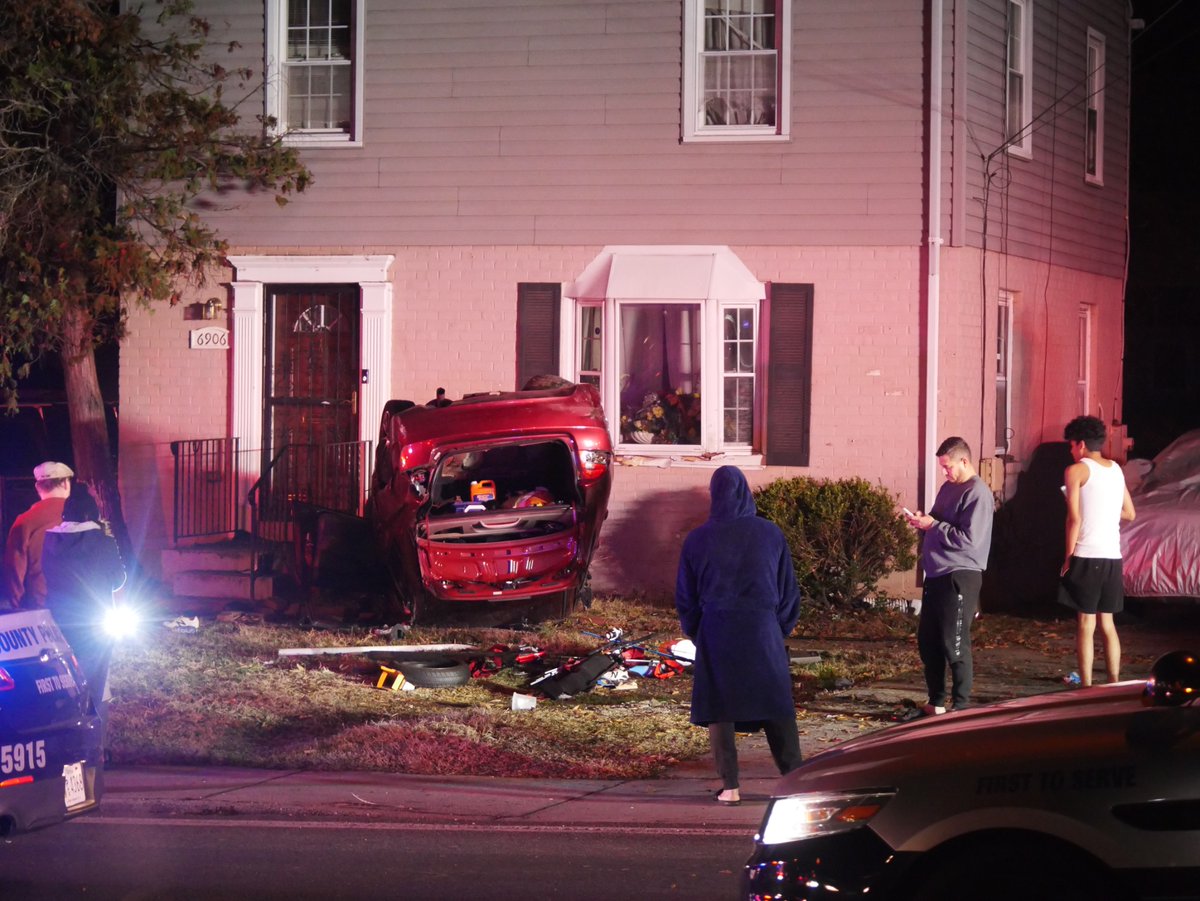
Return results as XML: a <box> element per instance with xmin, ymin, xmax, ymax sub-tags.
<box><xmin>0</xmin><ymin>0</ymin><xmax>310</xmax><ymax>566</ymax></box>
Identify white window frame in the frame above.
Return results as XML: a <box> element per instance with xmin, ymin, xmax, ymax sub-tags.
<box><xmin>996</xmin><ymin>291</ymin><xmax>1014</xmax><ymax>454</ymax></box>
<box><xmin>1085</xmin><ymin>28</ymin><xmax>1105</xmax><ymax>185</ymax></box>
<box><xmin>266</xmin><ymin>0</ymin><xmax>365</xmax><ymax>147</ymax></box>
<box><xmin>562</xmin><ymin>297</ymin><xmax>762</xmax><ymax>458</ymax></box>
<box><xmin>1005</xmin><ymin>0</ymin><xmax>1033</xmax><ymax>159</ymax></box>
<box><xmin>682</xmin><ymin>0</ymin><xmax>792</xmax><ymax>143</ymax></box>
<box><xmin>1077</xmin><ymin>304</ymin><xmax>1092</xmax><ymax>415</ymax></box>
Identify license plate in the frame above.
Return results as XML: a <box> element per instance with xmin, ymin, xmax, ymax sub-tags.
<box><xmin>63</xmin><ymin>762</ymin><xmax>87</xmax><ymax>809</ymax></box>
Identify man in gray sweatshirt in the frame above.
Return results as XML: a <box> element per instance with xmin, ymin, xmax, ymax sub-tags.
<box><xmin>906</xmin><ymin>437</ymin><xmax>994</xmax><ymax>714</ymax></box>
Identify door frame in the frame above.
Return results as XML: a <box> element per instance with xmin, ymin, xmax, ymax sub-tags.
<box><xmin>227</xmin><ymin>255</ymin><xmax>394</xmax><ymax>528</ymax></box>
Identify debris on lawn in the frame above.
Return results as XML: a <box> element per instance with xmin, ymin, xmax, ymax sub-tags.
<box><xmin>510</xmin><ymin>692</ymin><xmax>537</xmax><ymax>711</ymax></box>
<box><xmin>375</xmin><ymin>665</ymin><xmax>417</xmax><ymax>692</ymax></box>
<box><xmin>162</xmin><ymin>616</ymin><xmax>200</xmax><ymax>632</ymax></box>
<box><xmin>277</xmin><ymin>642</ymin><xmax>476</xmax><ymax>657</ymax></box>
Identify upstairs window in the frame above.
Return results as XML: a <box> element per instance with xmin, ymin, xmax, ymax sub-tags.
<box><xmin>682</xmin><ymin>0</ymin><xmax>791</xmax><ymax>142</ymax></box>
<box><xmin>267</xmin><ymin>0</ymin><xmax>364</xmax><ymax>146</ymax></box>
<box><xmin>1085</xmin><ymin>28</ymin><xmax>1105</xmax><ymax>184</ymax></box>
<box><xmin>1005</xmin><ymin>0</ymin><xmax>1033</xmax><ymax>158</ymax></box>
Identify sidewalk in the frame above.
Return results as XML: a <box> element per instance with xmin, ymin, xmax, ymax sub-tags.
<box><xmin>96</xmin><ymin>735</ymin><xmax>787</xmax><ymax>833</ymax></box>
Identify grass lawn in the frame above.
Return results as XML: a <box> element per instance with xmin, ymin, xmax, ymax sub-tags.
<box><xmin>107</xmin><ymin>595</ymin><xmax>1089</xmax><ymax>778</ymax></box>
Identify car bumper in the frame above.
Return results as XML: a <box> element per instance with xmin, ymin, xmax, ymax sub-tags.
<box><xmin>0</xmin><ymin>761</ymin><xmax>103</xmax><ymax>834</ymax></box>
<box><xmin>742</xmin><ymin>829</ymin><xmax>911</xmax><ymax>900</ymax></box>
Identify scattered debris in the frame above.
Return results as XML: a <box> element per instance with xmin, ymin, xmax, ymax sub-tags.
<box><xmin>510</xmin><ymin>692</ymin><xmax>537</xmax><ymax>711</ymax></box>
<box><xmin>375</xmin><ymin>665</ymin><xmax>416</xmax><ymax>692</ymax></box>
<box><xmin>277</xmin><ymin>643</ymin><xmax>475</xmax><ymax>658</ymax></box>
<box><xmin>163</xmin><ymin>616</ymin><xmax>199</xmax><ymax>632</ymax></box>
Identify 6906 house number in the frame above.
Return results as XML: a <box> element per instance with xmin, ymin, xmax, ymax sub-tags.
<box><xmin>189</xmin><ymin>326</ymin><xmax>229</xmax><ymax>350</ymax></box>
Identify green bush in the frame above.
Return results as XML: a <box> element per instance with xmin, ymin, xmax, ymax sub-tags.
<box><xmin>754</xmin><ymin>476</ymin><xmax>917</xmax><ymax>607</ymax></box>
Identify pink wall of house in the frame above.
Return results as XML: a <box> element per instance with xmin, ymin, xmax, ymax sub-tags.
<box><xmin>121</xmin><ymin>241</ymin><xmax>1121</xmax><ymax>600</ymax></box>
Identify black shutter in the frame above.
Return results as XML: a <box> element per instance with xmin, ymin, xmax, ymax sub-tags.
<box><xmin>764</xmin><ymin>282</ymin><xmax>814</xmax><ymax>466</ymax></box>
<box><xmin>516</xmin><ymin>283</ymin><xmax>561</xmax><ymax>391</ymax></box>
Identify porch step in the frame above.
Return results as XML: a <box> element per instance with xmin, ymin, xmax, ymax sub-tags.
<box><xmin>171</xmin><ymin>568</ymin><xmax>279</xmax><ymax>601</ymax></box>
<box><xmin>162</xmin><ymin>542</ymin><xmax>254</xmax><ymax>578</ymax></box>
<box><xmin>163</xmin><ymin>536</ymin><xmax>287</xmax><ymax>603</ymax></box>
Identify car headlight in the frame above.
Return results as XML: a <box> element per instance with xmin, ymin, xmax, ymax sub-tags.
<box><xmin>760</xmin><ymin>790</ymin><xmax>895</xmax><ymax>845</ymax></box>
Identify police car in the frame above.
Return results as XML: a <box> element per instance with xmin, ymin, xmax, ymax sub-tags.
<box><xmin>0</xmin><ymin>607</ymin><xmax>104</xmax><ymax>835</ymax></box>
<box><xmin>744</xmin><ymin>652</ymin><xmax>1200</xmax><ymax>901</ymax></box>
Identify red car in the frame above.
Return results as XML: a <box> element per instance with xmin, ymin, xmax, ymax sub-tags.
<box><xmin>367</xmin><ymin>382</ymin><xmax>612</xmax><ymax>624</ymax></box>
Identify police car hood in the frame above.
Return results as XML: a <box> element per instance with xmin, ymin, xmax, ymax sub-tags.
<box><xmin>773</xmin><ymin>681</ymin><xmax>1181</xmax><ymax>797</ymax></box>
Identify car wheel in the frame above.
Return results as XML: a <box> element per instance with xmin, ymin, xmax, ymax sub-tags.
<box><xmin>396</xmin><ymin>657</ymin><xmax>471</xmax><ymax>688</ymax></box>
<box><xmin>907</xmin><ymin>836</ymin><xmax>1118</xmax><ymax>901</ymax></box>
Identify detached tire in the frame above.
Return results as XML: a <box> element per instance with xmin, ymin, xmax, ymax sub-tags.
<box><xmin>396</xmin><ymin>657</ymin><xmax>471</xmax><ymax>688</ymax></box>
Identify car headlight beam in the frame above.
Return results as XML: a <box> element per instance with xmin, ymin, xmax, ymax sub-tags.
<box><xmin>760</xmin><ymin>790</ymin><xmax>896</xmax><ymax>845</ymax></box>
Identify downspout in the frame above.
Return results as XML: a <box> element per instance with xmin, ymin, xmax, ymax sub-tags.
<box><xmin>923</xmin><ymin>0</ymin><xmax>945</xmax><ymax>511</ymax></box>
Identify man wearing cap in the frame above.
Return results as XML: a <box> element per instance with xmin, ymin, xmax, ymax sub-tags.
<box><xmin>2</xmin><ymin>461</ymin><xmax>73</xmax><ymax>609</ymax></box>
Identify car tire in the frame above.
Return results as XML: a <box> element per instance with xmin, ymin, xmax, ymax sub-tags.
<box><xmin>907</xmin><ymin>836</ymin><xmax>1118</xmax><ymax>901</ymax></box>
<box><xmin>396</xmin><ymin>657</ymin><xmax>471</xmax><ymax>688</ymax></box>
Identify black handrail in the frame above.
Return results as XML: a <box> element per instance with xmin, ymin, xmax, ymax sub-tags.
<box><xmin>170</xmin><ymin>437</ymin><xmax>240</xmax><ymax>542</ymax></box>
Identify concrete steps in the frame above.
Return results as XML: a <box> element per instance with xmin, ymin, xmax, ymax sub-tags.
<box><xmin>161</xmin><ymin>536</ymin><xmax>285</xmax><ymax>603</ymax></box>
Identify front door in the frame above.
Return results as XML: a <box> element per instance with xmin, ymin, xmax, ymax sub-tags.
<box><xmin>262</xmin><ymin>286</ymin><xmax>362</xmax><ymax>517</ymax></box>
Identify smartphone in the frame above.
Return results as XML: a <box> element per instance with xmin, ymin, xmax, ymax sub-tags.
<box><xmin>902</xmin><ymin>507</ymin><xmax>915</xmax><ymax>518</ymax></box>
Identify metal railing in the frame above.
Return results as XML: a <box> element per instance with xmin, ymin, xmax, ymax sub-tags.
<box><xmin>246</xmin><ymin>440</ymin><xmax>372</xmax><ymax>600</ymax></box>
<box><xmin>170</xmin><ymin>437</ymin><xmax>240</xmax><ymax>542</ymax></box>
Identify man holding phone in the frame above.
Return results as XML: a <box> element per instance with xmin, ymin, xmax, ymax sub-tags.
<box><xmin>905</xmin><ymin>437</ymin><xmax>994</xmax><ymax>715</ymax></box>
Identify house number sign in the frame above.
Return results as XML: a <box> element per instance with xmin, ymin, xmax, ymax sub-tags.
<box><xmin>189</xmin><ymin>327</ymin><xmax>229</xmax><ymax>350</ymax></box>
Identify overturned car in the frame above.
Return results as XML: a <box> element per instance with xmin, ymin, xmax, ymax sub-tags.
<box><xmin>362</xmin><ymin>382</ymin><xmax>612</xmax><ymax>624</ymax></box>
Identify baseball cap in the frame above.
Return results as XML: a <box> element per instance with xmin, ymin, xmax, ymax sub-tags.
<box><xmin>33</xmin><ymin>461</ymin><xmax>74</xmax><ymax>480</ymax></box>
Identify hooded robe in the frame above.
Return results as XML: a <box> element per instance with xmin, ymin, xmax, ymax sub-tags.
<box><xmin>675</xmin><ymin>466</ymin><xmax>800</xmax><ymax>726</ymax></box>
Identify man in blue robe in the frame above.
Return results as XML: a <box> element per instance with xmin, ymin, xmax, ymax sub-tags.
<box><xmin>675</xmin><ymin>465</ymin><xmax>802</xmax><ymax>806</ymax></box>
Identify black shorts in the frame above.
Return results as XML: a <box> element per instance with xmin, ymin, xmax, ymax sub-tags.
<box><xmin>1057</xmin><ymin>556</ymin><xmax>1124</xmax><ymax>615</ymax></box>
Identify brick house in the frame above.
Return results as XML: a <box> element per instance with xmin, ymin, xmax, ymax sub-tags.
<box><xmin>119</xmin><ymin>0</ymin><xmax>1132</xmax><ymax>602</ymax></box>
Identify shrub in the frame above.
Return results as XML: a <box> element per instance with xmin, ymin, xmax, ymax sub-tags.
<box><xmin>754</xmin><ymin>476</ymin><xmax>917</xmax><ymax>607</ymax></box>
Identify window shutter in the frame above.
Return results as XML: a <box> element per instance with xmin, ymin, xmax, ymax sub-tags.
<box><xmin>516</xmin><ymin>283</ymin><xmax>561</xmax><ymax>390</ymax></box>
<box><xmin>764</xmin><ymin>282</ymin><xmax>814</xmax><ymax>466</ymax></box>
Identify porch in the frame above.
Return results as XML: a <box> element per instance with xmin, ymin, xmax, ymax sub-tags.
<box><xmin>165</xmin><ymin>437</ymin><xmax>374</xmax><ymax>610</ymax></box>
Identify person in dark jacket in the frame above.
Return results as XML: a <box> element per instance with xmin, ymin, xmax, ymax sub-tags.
<box><xmin>41</xmin><ymin>484</ymin><xmax>125</xmax><ymax>714</ymax></box>
<box><xmin>675</xmin><ymin>465</ymin><xmax>802</xmax><ymax>806</ymax></box>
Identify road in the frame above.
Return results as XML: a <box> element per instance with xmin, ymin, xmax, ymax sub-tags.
<box><xmin>1</xmin><ymin>815</ymin><xmax>751</xmax><ymax>900</ymax></box>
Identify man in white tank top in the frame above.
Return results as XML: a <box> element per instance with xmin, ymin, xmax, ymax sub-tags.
<box><xmin>1058</xmin><ymin>416</ymin><xmax>1136</xmax><ymax>687</ymax></box>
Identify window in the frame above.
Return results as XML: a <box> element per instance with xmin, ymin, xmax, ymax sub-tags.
<box><xmin>682</xmin><ymin>0</ymin><xmax>791</xmax><ymax>142</ymax></box>
<box><xmin>266</xmin><ymin>0</ymin><xmax>364</xmax><ymax>146</ymax></box>
<box><xmin>1085</xmin><ymin>29</ymin><xmax>1105</xmax><ymax>184</ymax></box>
<box><xmin>517</xmin><ymin>269</ymin><xmax>812</xmax><ymax>465</ymax></box>
<box><xmin>1005</xmin><ymin>0</ymin><xmax>1033</xmax><ymax>158</ymax></box>
<box><xmin>996</xmin><ymin>292</ymin><xmax>1014</xmax><ymax>454</ymax></box>
<box><xmin>577</xmin><ymin>304</ymin><xmax>603</xmax><ymax>389</ymax></box>
<box><xmin>1077</xmin><ymin>305</ymin><xmax>1092</xmax><ymax>414</ymax></box>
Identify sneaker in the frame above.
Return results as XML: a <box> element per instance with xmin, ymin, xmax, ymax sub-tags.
<box><xmin>921</xmin><ymin>704</ymin><xmax>947</xmax><ymax>716</ymax></box>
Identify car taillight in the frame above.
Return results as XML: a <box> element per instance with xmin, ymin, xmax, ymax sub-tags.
<box><xmin>579</xmin><ymin>449</ymin><xmax>610</xmax><ymax>482</ymax></box>
<box><xmin>0</xmin><ymin>667</ymin><xmax>14</xmax><ymax>691</ymax></box>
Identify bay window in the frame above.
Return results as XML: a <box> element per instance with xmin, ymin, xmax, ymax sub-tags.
<box><xmin>517</xmin><ymin>254</ymin><xmax>812</xmax><ymax>465</ymax></box>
